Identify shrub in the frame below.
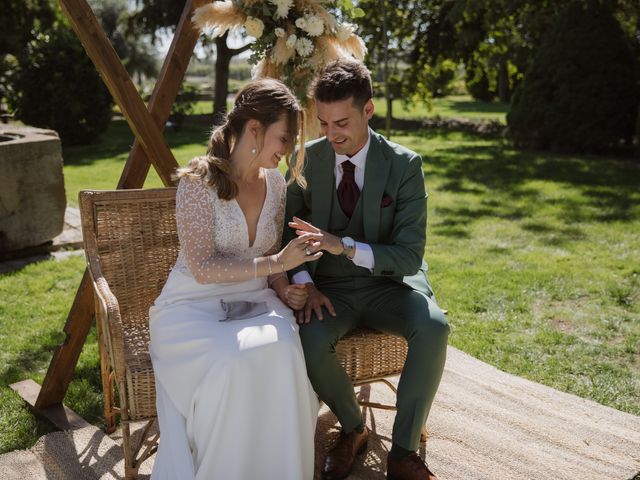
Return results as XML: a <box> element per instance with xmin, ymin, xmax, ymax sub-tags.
<box><xmin>427</xmin><ymin>59</ymin><xmax>457</xmax><ymax>98</ymax></box>
<box><xmin>507</xmin><ymin>1</ymin><xmax>639</xmax><ymax>154</ymax></box>
<box><xmin>168</xmin><ymin>83</ymin><xmax>198</xmax><ymax>131</ymax></box>
<box><xmin>465</xmin><ymin>57</ymin><xmax>495</xmax><ymax>102</ymax></box>
<box><xmin>11</xmin><ymin>26</ymin><xmax>113</xmax><ymax>145</ymax></box>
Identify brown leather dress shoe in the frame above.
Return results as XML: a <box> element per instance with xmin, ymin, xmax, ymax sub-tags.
<box><xmin>322</xmin><ymin>427</ymin><xmax>369</xmax><ymax>480</ymax></box>
<box><xmin>387</xmin><ymin>452</ymin><xmax>439</xmax><ymax>480</ymax></box>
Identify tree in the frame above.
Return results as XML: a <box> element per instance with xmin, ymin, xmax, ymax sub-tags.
<box><xmin>130</xmin><ymin>0</ymin><xmax>251</xmax><ymax>121</ymax></box>
<box><xmin>437</xmin><ymin>0</ymin><xmax>640</xmax><ymax>103</ymax></box>
<box><xmin>1</xmin><ymin>0</ymin><xmax>57</xmax><ymax>108</ymax></box>
<box><xmin>91</xmin><ymin>0</ymin><xmax>159</xmax><ymax>85</ymax></box>
<box><xmin>0</xmin><ymin>0</ymin><xmax>56</xmax><ymax>56</ymax></box>
<box><xmin>507</xmin><ymin>1</ymin><xmax>639</xmax><ymax>153</ymax></box>
<box><xmin>11</xmin><ymin>26</ymin><xmax>113</xmax><ymax>145</ymax></box>
<box><xmin>357</xmin><ymin>0</ymin><xmax>458</xmax><ymax>120</ymax></box>
<box><xmin>211</xmin><ymin>33</ymin><xmax>251</xmax><ymax>121</ymax></box>
<box><xmin>441</xmin><ymin>0</ymin><xmax>563</xmax><ymax>102</ymax></box>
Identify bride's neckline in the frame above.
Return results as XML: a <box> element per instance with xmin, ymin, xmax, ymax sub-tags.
<box><xmin>232</xmin><ymin>167</ymin><xmax>269</xmax><ymax>249</ymax></box>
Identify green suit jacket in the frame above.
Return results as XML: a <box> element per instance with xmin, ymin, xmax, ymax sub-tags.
<box><xmin>285</xmin><ymin>128</ymin><xmax>434</xmax><ymax>298</ymax></box>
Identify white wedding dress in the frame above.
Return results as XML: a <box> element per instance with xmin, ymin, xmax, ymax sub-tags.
<box><xmin>149</xmin><ymin>167</ymin><xmax>319</xmax><ymax>480</ymax></box>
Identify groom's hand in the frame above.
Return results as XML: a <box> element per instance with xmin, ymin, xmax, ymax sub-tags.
<box><xmin>298</xmin><ymin>283</ymin><xmax>336</xmax><ymax>324</ymax></box>
<box><xmin>281</xmin><ymin>284</ymin><xmax>308</xmax><ymax>311</ymax></box>
<box><xmin>289</xmin><ymin>216</ymin><xmax>343</xmax><ymax>256</ymax></box>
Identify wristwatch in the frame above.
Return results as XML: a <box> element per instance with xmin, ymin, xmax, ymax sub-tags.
<box><xmin>340</xmin><ymin>236</ymin><xmax>355</xmax><ymax>257</ymax></box>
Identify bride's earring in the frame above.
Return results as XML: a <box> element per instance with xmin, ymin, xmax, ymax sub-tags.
<box><xmin>251</xmin><ymin>147</ymin><xmax>257</xmax><ymax>154</ymax></box>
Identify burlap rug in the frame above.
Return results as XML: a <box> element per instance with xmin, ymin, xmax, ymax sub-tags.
<box><xmin>1</xmin><ymin>346</ymin><xmax>638</xmax><ymax>479</ymax></box>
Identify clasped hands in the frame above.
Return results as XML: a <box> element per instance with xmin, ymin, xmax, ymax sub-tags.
<box><xmin>286</xmin><ymin>216</ymin><xmax>340</xmax><ymax>324</ymax></box>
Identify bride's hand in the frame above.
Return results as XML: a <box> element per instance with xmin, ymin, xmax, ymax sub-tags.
<box><xmin>288</xmin><ymin>216</ymin><xmax>344</xmax><ymax>256</ymax></box>
<box><xmin>276</xmin><ymin>234</ymin><xmax>322</xmax><ymax>270</ymax></box>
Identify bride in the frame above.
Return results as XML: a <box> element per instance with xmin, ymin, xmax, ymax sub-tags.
<box><xmin>149</xmin><ymin>78</ymin><xmax>321</xmax><ymax>479</ymax></box>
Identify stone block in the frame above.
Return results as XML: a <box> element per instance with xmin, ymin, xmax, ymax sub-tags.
<box><xmin>0</xmin><ymin>126</ymin><xmax>66</xmax><ymax>255</ymax></box>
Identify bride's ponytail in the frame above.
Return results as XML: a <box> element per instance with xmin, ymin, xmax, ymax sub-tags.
<box><xmin>174</xmin><ymin>120</ymin><xmax>239</xmax><ymax>200</ymax></box>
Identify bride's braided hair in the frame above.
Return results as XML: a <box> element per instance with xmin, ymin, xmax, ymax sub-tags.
<box><xmin>175</xmin><ymin>78</ymin><xmax>306</xmax><ymax>200</ymax></box>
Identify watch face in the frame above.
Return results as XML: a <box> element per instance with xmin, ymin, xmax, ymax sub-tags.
<box><xmin>342</xmin><ymin>237</ymin><xmax>355</xmax><ymax>255</ymax></box>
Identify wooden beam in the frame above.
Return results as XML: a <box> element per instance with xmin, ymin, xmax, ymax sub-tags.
<box><xmin>58</xmin><ymin>0</ymin><xmax>178</xmax><ymax>186</ymax></box>
<box><xmin>119</xmin><ymin>0</ymin><xmax>209</xmax><ymax>189</ymax></box>
<box><xmin>33</xmin><ymin>1</ymin><xmax>205</xmax><ymax>410</ymax></box>
<box><xmin>35</xmin><ymin>271</ymin><xmax>94</xmax><ymax>409</ymax></box>
<box><xmin>11</xmin><ymin>379</ymin><xmax>92</xmax><ymax>431</ymax></box>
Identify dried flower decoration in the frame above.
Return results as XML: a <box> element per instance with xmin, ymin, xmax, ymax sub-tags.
<box><xmin>192</xmin><ymin>0</ymin><xmax>366</xmax><ymax>105</ymax></box>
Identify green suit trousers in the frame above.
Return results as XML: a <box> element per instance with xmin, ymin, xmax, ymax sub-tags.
<box><xmin>299</xmin><ymin>275</ymin><xmax>449</xmax><ymax>451</ymax></box>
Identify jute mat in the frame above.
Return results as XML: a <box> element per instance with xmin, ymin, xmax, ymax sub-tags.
<box><xmin>1</xmin><ymin>346</ymin><xmax>638</xmax><ymax>479</ymax></box>
<box><xmin>318</xmin><ymin>347</ymin><xmax>640</xmax><ymax>480</ymax></box>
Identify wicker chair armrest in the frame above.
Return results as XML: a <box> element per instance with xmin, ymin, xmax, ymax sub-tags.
<box><xmin>84</xmin><ymin>247</ymin><xmax>127</xmax><ymax>383</ymax></box>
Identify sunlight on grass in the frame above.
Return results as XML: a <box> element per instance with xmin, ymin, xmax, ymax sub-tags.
<box><xmin>0</xmin><ymin>255</ymin><xmax>104</xmax><ymax>453</ymax></box>
<box><xmin>373</xmin><ymin>95</ymin><xmax>508</xmax><ymax>123</ymax></box>
<box><xmin>63</xmin><ymin>119</ymin><xmax>210</xmax><ymax>206</ymax></box>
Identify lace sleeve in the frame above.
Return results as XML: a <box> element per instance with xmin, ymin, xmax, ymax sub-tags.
<box><xmin>176</xmin><ymin>176</ymin><xmax>265</xmax><ymax>284</ymax></box>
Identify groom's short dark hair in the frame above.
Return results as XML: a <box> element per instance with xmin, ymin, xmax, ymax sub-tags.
<box><xmin>311</xmin><ymin>59</ymin><xmax>373</xmax><ymax>109</ymax></box>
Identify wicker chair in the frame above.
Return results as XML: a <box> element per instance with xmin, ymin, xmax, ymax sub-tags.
<box><xmin>79</xmin><ymin>188</ymin><xmax>178</xmax><ymax>479</ymax></box>
<box><xmin>79</xmin><ymin>187</ymin><xmax>422</xmax><ymax>479</ymax></box>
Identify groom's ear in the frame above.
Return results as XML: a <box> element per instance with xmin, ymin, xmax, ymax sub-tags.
<box><xmin>363</xmin><ymin>99</ymin><xmax>375</xmax><ymax>120</ymax></box>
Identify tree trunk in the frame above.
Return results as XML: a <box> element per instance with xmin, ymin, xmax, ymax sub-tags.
<box><xmin>381</xmin><ymin>0</ymin><xmax>392</xmax><ymax>137</ymax></box>
<box><xmin>386</xmin><ymin>96</ymin><xmax>393</xmax><ymax>135</ymax></box>
<box><xmin>213</xmin><ymin>32</ymin><xmax>232</xmax><ymax>124</ymax></box>
<box><xmin>498</xmin><ymin>60</ymin><xmax>510</xmax><ymax>103</ymax></box>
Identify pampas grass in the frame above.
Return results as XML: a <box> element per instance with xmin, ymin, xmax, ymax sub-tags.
<box><xmin>192</xmin><ymin>1</ymin><xmax>246</xmax><ymax>36</ymax></box>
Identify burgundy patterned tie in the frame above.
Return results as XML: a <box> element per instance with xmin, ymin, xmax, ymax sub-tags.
<box><xmin>337</xmin><ymin>160</ymin><xmax>360</xmax><ymax>218</ymax></box>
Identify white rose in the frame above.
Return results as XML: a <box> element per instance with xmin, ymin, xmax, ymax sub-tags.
<box><xmin>295</xmin><ymin>17</ymin><xmax>307</xmax><ymax>29</ymax></box>
<box><xmin>286</xmin><ymin>34</ymin><xmax>297</xmax><ymax>49</ymax></box>
<box><xmin>304</xmin><ymin>15</ymin><xmax>324</xmax><ymax>36</ymax></box>
<box><xmin>244</xmin><ymin>16</ymin><xmax>265</xmax><ymax>39</ymax></box>
<box><xmin>275</xmin><ymin>28</ymin><xmax>286</xmax><ymax>38</ymax></box>
<box><xmin>336</xmin><ymin>22</ymin><xmax>355</xmax><ymax>42</ymax></box>
<box><xmin>295</xmin><ymin>36</ymin><xmax>314</xmax><ymax>57</ymax></box>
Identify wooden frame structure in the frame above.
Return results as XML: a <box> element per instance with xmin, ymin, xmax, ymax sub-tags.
<box><xmin>11</xmin><ymin>0</ymin><xmax>209</xmax><ymax>427</ymax></box>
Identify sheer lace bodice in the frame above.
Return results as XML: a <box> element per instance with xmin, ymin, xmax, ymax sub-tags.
<box><xmin>173</xmin><ymin>166</ymin><xmax>286</xmax><ymax>284</ymax></box>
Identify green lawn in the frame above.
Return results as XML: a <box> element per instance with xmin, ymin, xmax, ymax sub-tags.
<box><xmin>63</xmin><ymin>119</ymin><xmax>209</xmax><ymax>206</ymax></box>
<box><xmin>190</xmin><ymin>94</ymin><xmax>508</xmax><ymax>122</ymax></box>
<box><xmin>64</xmin><ymin>95</ymin><xmax>507</xmax><ymax>207</ymax></box>
<box><xmin>1</xmin><ymin>98</ymin><xmax>638</xmax><ymax>454</ymax></box>
<box><xmin>374</xmin><ymin>95</ymin><xmax>509</xmax><ymax>123</ymax></box>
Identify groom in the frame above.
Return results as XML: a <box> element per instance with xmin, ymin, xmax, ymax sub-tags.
<box><xmin>284</xmin><ymin>59</ymin><xmax>449</xmax><ymax>480</ymax></box>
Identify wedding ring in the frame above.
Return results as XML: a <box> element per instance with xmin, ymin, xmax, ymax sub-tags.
<box><xmin>304</xmin><ymin>247</ymin><xmax>312</xmax><ymax>256</ymax></box>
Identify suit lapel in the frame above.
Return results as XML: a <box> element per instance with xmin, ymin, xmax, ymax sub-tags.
<box><xmin>311</xmin><ymin>139</ymin><xmax>335</xmax><ymax>232</ymax></box>
<box><xmin>362</xmin><ymin>131</ymin><xmax>390</xmax><ymax>243</ymax></box>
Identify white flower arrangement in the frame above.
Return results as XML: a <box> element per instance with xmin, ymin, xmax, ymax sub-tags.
<box><xmin>286</xmin><ymin>34</ymin><xmax>298</xmax><ymax>49</ymax></box>
<box><xmin>269</xmin><ymin>0</ymin><xmax>295</xmax><ymax>20</ymax></box>
<box><xmin>192</xmin><ymin>0</ymin><xmax>366</xmax><ymax>103</ymax></box>
<box><xmin>295</xmin><ymin>36</ymin><xmax>314</xmax><ymax>57</ymax></box>
<box><xmin>244</xmin><ymin>16</ymin><xmax>265</xmax><ymax>39</ymax></box>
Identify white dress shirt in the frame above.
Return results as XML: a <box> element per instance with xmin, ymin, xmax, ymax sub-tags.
<box><xmin>292</xmin><ymin>134</ymin><xmax>375</xmax><ymax>285</ymax></box>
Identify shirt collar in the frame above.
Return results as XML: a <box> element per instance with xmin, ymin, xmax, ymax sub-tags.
<box><xmin>335</xmin><ymin>132</ymin><xmax>371</xmax><ymax>170</ymax></box>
